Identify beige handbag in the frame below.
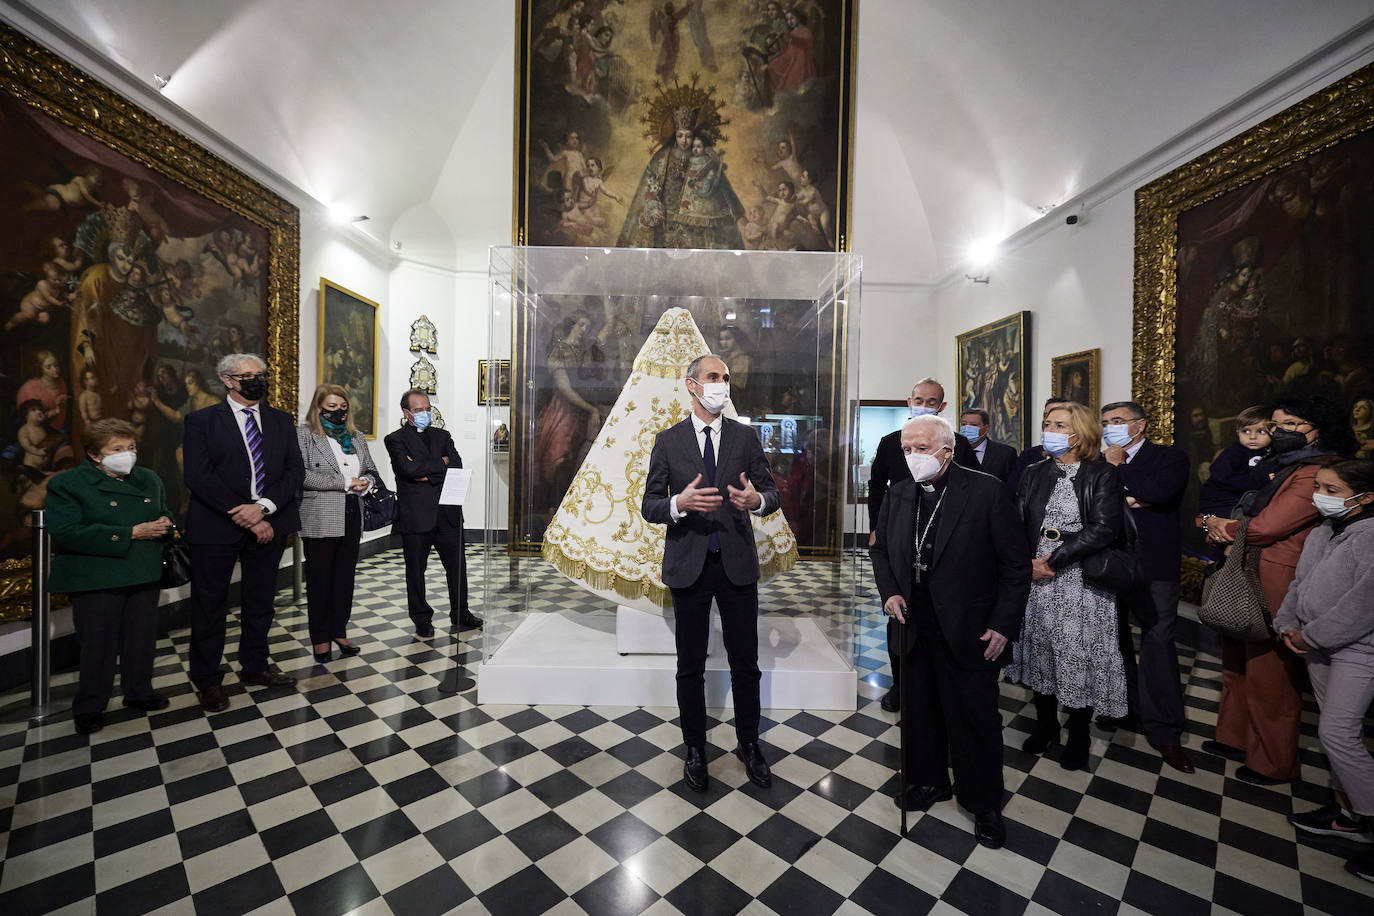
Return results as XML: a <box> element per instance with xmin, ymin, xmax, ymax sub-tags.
<box><xmin>1198</xmin><ymin>516</ymin><xmax>1272</xmax><ymax>641</ymax></box>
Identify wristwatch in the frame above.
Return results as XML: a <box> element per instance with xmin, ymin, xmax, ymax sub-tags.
<box><xmin>257</xmin><ymin>500</ymin><xmax>272</xmax><ymax>516</ymax></box>
<box><xmin>1199</xmin><ymin>513</ymin><xmax>1213</xmax><ymax>530</ymax></box>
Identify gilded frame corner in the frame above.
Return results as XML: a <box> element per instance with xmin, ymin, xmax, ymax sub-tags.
<box><xmin>0</xmin><ymin>24</ymin><xmax>300</xmax><ymax>621</ymax></box>
<box><xmin>1133</xmin><ymin>62</ymin><xmax>1374</xmax><ymax>444</ymax></box>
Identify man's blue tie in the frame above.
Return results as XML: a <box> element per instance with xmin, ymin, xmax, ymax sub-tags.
<box><xmin>243</xmin><ymin>408</ymin><xmax>267</xmax><ymax>497</ymax></box>
<box><xmin>704</xmin><ymin>426</ymin><xmax>720</xmax><ymax>552</ymax></box>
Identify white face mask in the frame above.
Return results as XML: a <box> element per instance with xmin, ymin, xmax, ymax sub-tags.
<box><xmin>692</xmin><ymin>380</ymin><xmax>729</xmax><ymax>415</ymax></box>
<box><xmin>100</xmin><ymin>450</ymin><xmax>137</xmax><ymax>476</ymax></box>
<box><xmin>1312</xmin><ymin>491</ymin><xmax>1366</xmax><ymax>518</ymax></box>
<box><xmin>905</xmin><ymin>448</ymin><xmax>948</xmax><ymax>483</ymax></box>
<box><xmin>909</xmin><ymin>405</ymin><xmax>937</xmax><ymax>419</ymax></box>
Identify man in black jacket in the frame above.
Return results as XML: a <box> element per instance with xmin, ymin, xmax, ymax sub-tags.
<box><xmin>867</xmin><ymin>378</ymin><xmax>976</xmax><ymax>712</ymax></box>
<box><xmin>384</xmin><ymin>389</ymin><xmax>483</xmax><ymax>637</ymax></box>
<box><xmin>959</xmin><ymin>408</ymin><xmax>1017</xmax><ymax>481</ymax></box>
<box><xmin>1100</xmin><ymin>401</ymin><xmax>1194</xmax><ymax>773</ymax></box>
<box><xmin>870</xmin><ymin>416</ymin><xmax>1031</xmax><ymax>849</ymax></box>
<box><xmin>184</xmin><ymin>353</ymin><xmax>305</xmax><ymax>713</ymax></box>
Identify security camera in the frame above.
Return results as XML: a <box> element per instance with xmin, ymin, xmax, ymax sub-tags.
<box><xmin>1065</xmin><ymin>214</ymin><xmax>1079</xmax><ymax>226</ymax></box>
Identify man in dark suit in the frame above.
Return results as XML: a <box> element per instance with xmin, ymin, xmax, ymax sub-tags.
<box><xmin>867</xmin><ymin>378</ymin><xmax>976</xmax><ymax>712</ymax></box>
<box><xmin>384</xmin><ymin>389</ymin><xmax>483</xmax><ymax>638</ymax></box>
<box><xmin>184</xmin><ymin>353</ymin><xmax>305</xmax><ymax>713</ymax></box>
<box><xmin>959</xmin><ymin>408</ymin><xmax>1017</xmax><ymax>481</ymax></box>
<box><xmin>642</xmin><ymin>354</ymin><xmax>781</xmax><ymax>793</ymax></box>
<box><xmin>1100</xmin><ymin>400</ymin><xmax>1194</xmax><ymax>773</ymax></box>
<box><xmin>870</xmin><ymin>416</ymin><xmax>1031</xmax><ymax>849</ymax></box>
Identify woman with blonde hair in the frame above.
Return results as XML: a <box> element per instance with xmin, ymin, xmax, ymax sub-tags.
<box><xmin>296</xmin><ymin>384</ymin><xmax>381</xmax><ymax>662</ymax></box>
<box><xmin>1010</xmin><ymin>402</ymin><xmax>1129</xmax><ymax>770</ymax></box>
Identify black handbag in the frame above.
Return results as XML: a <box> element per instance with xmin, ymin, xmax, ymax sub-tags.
<box><xmin>362</xmin><ymin>480</ymin><xmax>397</xmax><ymax>531</ymax></box>
<box><xmin>161</xmin><ymin>525</ymin><xmax>192</xmax><ymax>588</ymax></box>
<box><xmin>1198</xmin><ymin>515</ymin><xmax>1271</xmax><ymax>641</ymax></box>
<box><xmin>1081</xmin><ymin>499</ymin><xmax>1148</xmax><ymax>593</ymax></box>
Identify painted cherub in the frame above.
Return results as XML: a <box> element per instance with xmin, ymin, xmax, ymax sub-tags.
<box><xmin>5</xmin><ymin>262</ymin><xmax>71</xmax><ymax>331</ymax></box>
<box><xmin>794</xmin><ymin>169</ymin><xmax>832</xmax><ymax>246</ymax></box>
<box><xmin>26</xmin><ymin>164</ymin><xmax>103</xmax><ymax>212</ymax></box>
<box><xmin>16</xmin><ymin>400</ymin><xmax>50</xmax><ymax>471</ymax></box>
<box><xmin>739</xmin><ymin>205</ymin><xmax>767</xmax><ymax>249</ymax></box>
<box><xmin>47</xmin><ymin>236</ymin><xmax>87</xmax><ymax>274</ymax></box>
<box><xmin>753</xmin><ymin>178</ymin><xmax>799</xmax><ymax>241</ymax></box>
<box><xmin>575</xmin><ymin>157</ymin><xmax>624</xmax><ymax>213</ymax></box>
<box><xmin>77</xmin><ymin>367</ymin><xmax>102</xmax><ymax>424</ymax></box>
<box><xmin>121</xmin><ymin>178</ymin><xmax>170</xmax><ymax>244</ymax></box>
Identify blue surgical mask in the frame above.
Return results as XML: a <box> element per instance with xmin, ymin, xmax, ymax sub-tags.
<box><xmin>411</xmin><ymin>410</ymin><xmax>432</xmax><ymax>431</ymax></box>
<box><xmin>1042</xmin><ymin>431</ymin><xmax>1074</xmax><ymax>457</ymax></box>
<box><xmin>959</xmin><ymin>424</ymin><xmax>981</xmax><ymax>442</ymax></box>
<box><xmin>909</xmin><ymin>405</ymin><xmax>937</xmax><ymax>419</ymax></box>
<box><xmin>1103</xmin><ymin>424</ymin><xmax>1133</xmax><ymax>448</ymax></box>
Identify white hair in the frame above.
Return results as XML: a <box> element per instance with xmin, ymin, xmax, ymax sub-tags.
<box><xmin>216</xmin><ymin>352</ymin><xmax>266</xmax><ymax>378</ymax></box>
<box><xmin>903</xmin><ymin>414</ymin><xmax>955</xmax><ymax>449</ymax></box>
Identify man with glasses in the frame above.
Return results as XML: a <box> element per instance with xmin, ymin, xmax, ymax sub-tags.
<box><xmin>1099</xmin><ymin>400</ymin><xmax>1194</xmax><ymax>773</ymax></box>
<box><xmin>183</xmin><ymin>353</ymin><xmax>305</xmax><ymax>712</ymax></box>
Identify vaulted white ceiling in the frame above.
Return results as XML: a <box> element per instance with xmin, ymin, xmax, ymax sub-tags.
<box><xmin>11</xmin><ymin>0</ymin><xmax>1374</xmax><ymax>283</ymax></box>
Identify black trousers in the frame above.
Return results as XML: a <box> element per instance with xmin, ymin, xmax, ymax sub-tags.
<box><xmin>901</xmin><ymin>628</ymin><xmax>1005</xmax><ymax>815</ymax></box>
<box><xmin>670</xmin><ymin>552</ymin><xmax>761</xmax><ymax>749</ymax></box>
<box><xmin>71</xmin><ymin>584</ymin><xmax>160</xmax><ymax>716</ymax></box>
<box><xmin>188</xmin><ymin>533</ymin><xmax>288</xmax><ymax>686</ymax></box>
<box><xmin>401</xmin><ymin>518</ymin><xmax>468</xmax><ymax>627</ymax></box>
<box><xmin>1116</xmin><ymin>578</ymin><xmax>1187</xmax><ymax>746</ymax></box>
<box><xmin>304</xmin><ymin>496</ymin><xmax>362</xmax><ymax>645</ymax></box>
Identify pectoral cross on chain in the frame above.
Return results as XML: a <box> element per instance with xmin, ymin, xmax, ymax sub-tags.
<box><xmin>913</xmin><ymin>559</ymin><xmax>929</xmax><ymax>584</ymax></box>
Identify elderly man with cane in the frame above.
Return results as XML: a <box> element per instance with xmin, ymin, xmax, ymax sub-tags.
<box><xmin>869</xmin><ymin>415</ymin><xmax>1031</xmax><ymax>847</ymax></box>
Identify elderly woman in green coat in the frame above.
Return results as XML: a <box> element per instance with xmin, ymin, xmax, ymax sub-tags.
<box><xmin>47</xmin><ymin>418</ymin><xmax>173</xmax><ymax>734</ymax></box>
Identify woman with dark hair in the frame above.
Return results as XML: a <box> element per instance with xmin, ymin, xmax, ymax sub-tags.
<box><xmin>1204</xmin><ymin>395</ymin><xmax>1354</xmax><ymax>784</ymax></box>
<box><xmin>46</xmin><ymin>418</ymin><xmax>173</xmax><ymax>733</ymax></box>
<box><xmin>297</xmin><ymin>384</ymin><xmax>381</xmax><ymax>662</ymax></box>
<box><xmin>1010</xmin><ymin>402</ymin><xmax>1129</xmax><ymax>771</ymax></box>
<box><xmin>1274</xmin><ymin>459</ymin><xmax>1374</xmax><ymax>869</ymax></box>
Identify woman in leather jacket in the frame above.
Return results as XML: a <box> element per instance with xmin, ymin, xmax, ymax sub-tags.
<box><xmin>1009</xmin><ymin>402</ymin><xmax>1129</xmax><ymax>770</ymax></box>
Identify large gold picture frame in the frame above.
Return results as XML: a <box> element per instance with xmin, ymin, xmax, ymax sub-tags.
<box><xmin>512</xmin><ymin>1</ymin><xmax>859</xmax><ymax>252</ymax></box>
<box><xmin>318</xmin><ymin>279</ymin><xmax>380</xmax><ymax>438</ymax></box>
<box><xmin>955</xmin><ymin>311</ymin><xmax>1031</xmax><ymax>451</ymax></box>
<box><xmin>1133</xmin><ymin>62</ymin><xmax>1374</xmax><ymax>445</ymax></box>
<box><xmin>0</xmin><ymin>24</ymin><xmax>300</xmax><ymax>622</ymax></box>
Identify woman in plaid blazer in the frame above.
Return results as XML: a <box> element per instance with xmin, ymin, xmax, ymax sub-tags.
<box><xmin>297</xmin><ymin>384</ymin><xmax>381</xmax><ymax>662</ymax></box>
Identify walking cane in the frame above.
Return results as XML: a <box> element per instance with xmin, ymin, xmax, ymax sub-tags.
<box><xmin>898</xmin><ymin>617</ymin><xmax>907</xmax><ymax>838</ymax></box>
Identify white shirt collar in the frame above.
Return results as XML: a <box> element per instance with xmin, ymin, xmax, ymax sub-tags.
<box><xmin>1125</xmin><ymin>437</ymin><xmax>1147</xmax><ymax>462</ymax></box>
<box><xmin>691</xmin><ymin>412</ymin><xmax>724</xmax><ymax>436</ymax></box>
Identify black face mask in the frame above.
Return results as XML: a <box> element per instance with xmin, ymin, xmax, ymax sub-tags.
<box><xmin>236</xmin><ymin>375</ymin><xmax>268</xmax><ymax>402</ymax></box>
<box><xmin>1269</xmin><ymin>427</ymin><xmax>1308</xmax><ymax>454</ymax></box>
<box><xmin>321</xmin><ymin>407</ymin><xmax>348</xmax><ymax>426</ymax></box>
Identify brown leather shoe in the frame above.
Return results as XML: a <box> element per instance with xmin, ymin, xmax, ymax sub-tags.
<box><xmin>198</xmin><ymin>684</ymin><xmax>230</xmax><ymax>713</ymax></box>
<box><xmin>239</xmin><ymin>666</ymin><xmax>297</xmax><ymax>688</ymax></box>
<box><xmin>1157</xmin><ymin>744</ymin><xmax>1195</xmax><ymax>774</ymax></box>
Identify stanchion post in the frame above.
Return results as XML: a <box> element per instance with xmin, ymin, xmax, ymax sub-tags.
<box><xmin>274</xmin><ymin>535</ymin><xmax>304</xmax><ymax>607</ymax></box>
<box><xmin>29</xmin><ymin>509</ymin><xmax>53</xmax><ymax>723</ymax></box>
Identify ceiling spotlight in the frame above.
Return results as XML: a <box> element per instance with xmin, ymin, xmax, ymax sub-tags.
<box><xmin>152</xmin><ymin>73</ymin><xmax>171</xmax><ymax>90</ymax></box>
<box><xmin>964</xmin><ymin>272</ymin><xmax>990</xmax><ymax>284</ymax></box>
<box><xmin>328</xmin><ymin>206</ymin><xmax>370</xmax><ymax>225</ymax></box>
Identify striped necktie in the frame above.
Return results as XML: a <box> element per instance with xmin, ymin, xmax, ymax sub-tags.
<box><xmin>242</xmin><ymin>408</ymin><xmax>266</xmax><ymax>497</ymax></box>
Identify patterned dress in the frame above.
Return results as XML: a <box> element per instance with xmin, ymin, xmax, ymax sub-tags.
<box><xmin>1006</xmin><ymin>463</ymin><xmax>1128</xmax><ymax>715</ymax></box>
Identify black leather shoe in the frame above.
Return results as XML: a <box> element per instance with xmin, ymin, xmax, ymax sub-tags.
<box><xmin>1095</xmin><ymin>712</ymin><xmax>1140</xmax><ymax>731</ymax></box>
<box><xmin>1236</xmin><ymin>765</ymin><xmax>1294</xmax><ymax>786</ymax></box>
<box><xmin>454</xmin><ymin>611</ymin><xmax>484</xmax><ymax>630</ymax></box>
<box><xmin>333</xmin><ymin>640</ymin><xmax>362</xmax><ymax>657</ymax></box>
<box><xmin>74</xmin><ymin>712</ymin><xmax>105</xmax><ymax>734</ymax></box>
<box><xmin>197</xmin><ymin>684</ymin><xmax>230</xmax><ymax>713</ymax></box>
<box><xmin>1201</xmin><ymin>739</ymin><xmax>1245</xmax><ymax>762</ymax></box>
<box><xmin>416</xmin><ymin>622</ymin><xmax>436</xmax><ymax>639</ymax></box>
<box><xmin>313</xmin><ymin>646</ymin><xmax>333</xmax><ymax>663</ymax></box>
<box><xmin>684</xmin><ymin>746</ymin><xmax>709</xmax><ymax>793</ymax></box>
<box><xmin>974</xmin><ymin>810</ymin><xmax>1006</xmax><ymax>849</ymax></box>
<box><xmin>1156</xmin><ymin>744</ymin><xmax>1195</xmax><ymax>774</ymax></box>
<box><xmin>880</xmin><ymin>688</ymin><xmax>900</xmax><ymax>713</ymax></box>
<box><xmin>239</xmin><ymin>666</ymin><xmax>297</xmax><ymax>688</ymax></box>
<box><xmin>893</xmin><ymin>784</ymin><xmax>953</xmax><ymax>812</ymax></box>
<box><xmin>735</xmin><ymin>741</ymin><xmax>772</xmax><ymax>788</ymax></box>
<box><xmin>122</xmin><ymin>693</ymin><xmax>169</xmax><ymax>712</ymax></box>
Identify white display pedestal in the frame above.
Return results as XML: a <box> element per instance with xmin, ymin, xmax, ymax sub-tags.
<box><xmin>614</xmin><ymin>604</ymin><xmax>724</xmax><ymax>655</ymax></box>
<box><xmin>477</xmin><ymin>612</ymin><xmax>856</xmax><ymax>711</ymax></box>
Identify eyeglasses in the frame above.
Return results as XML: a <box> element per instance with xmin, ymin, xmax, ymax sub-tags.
<box><xmin>228</xmin><ymin>373</ymin><xmax>267</xmax><ymax>381</ymax></box>
<box><xmin>1269</xmin><ymin>420</ymin><xmax>1312</xmax><ymax>432</ymax></box>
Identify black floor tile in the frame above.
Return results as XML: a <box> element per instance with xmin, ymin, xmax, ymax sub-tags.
<box><xmin>1033</xmin><ymin>869</ymin><xmax>1118</xmax><ymax>914</ymax></box>
<box><xmin>570</xmin><ymin>865</ymin><xmax>659</xmax><ymax>916</ymax></box>
<box><xmin>95</xmin><ymin>862</ymin><xmax>190</xmax><ymax>915</ymax></box>
<box><xmin>664</xmin><ymin>865</ymin><xmax>754</xmax><ymax>916</ymax></box>
<box><xmin>1121</xmin><ymin>869</ymin><xmax>1211</xmax><ymax>916</ymax></box>
<box><xmin>287</xmin><ymin>862</ymin><xmax>380</xmax><ymax>916</ymax></box>
<box><xmin>192</xmin><ymin>862</ymin><xmax>287</xmax><ymax>916</ymax></box>
<box><xmin>177</xmin><ymin>808</ymin><xmax>257</xmax><ymax>861</ymax></box>
<box><xmin>757</xmin><ymin>867</ymin><xmax>844</xmax><ymax>916</ymax></box>
<box><xmin>0</xmin><ymin>863</ymin><xmax>95</xmax><ymax>913</ymax></box>
<box><xmin>506</xmin><ymin>811</ymin><xmax>581</xmax><ymax>861</ymax></box>
<box><xmin>666</xmin><ymin>811</ymin><xmax>743</xmax><ymax>864</ymax></box>
<box><xmin>850</xmin><ymin>866</ymin><xmax>938</xmax><ymax>916</ymax></box>
<box><xmin>588</xmin><ymin>811</ymin><xmax>663</xmax><ymax>862</ymax></box>
<box><xmin>93</xmin><ymin>807</ymin><xmax>175</xmax><ymax>858</ymax></box>
<box><xmin>4</xmin><ymin>806</ymin><xmax>92</xmax><ymax>858</ymax></box>
<box><xmin>940</xmin><ymin>868</ymin><xmax>1030</xmax><ymax>916</ymax></box>
<box><xmin>383</xmin><ymin>864</ymin><xmax>473</xmax><ymax>915</ymax></box>
<box><xmin>747</xmin><ymin>813</ymin><xmax>822</xmax><ymax>864</ymax></box>
<box><xmin>259</xmin><ymin>808</ymin><xmax>340</xmax><ymax>859</ymax></box>
<box><xmin>341</xmin><ymin>808</ymin><xmax>419</xmax><ymax>860</ymax></box>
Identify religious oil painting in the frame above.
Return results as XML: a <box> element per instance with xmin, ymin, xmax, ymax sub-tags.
<box><xmin>1135</xmin><ymin>61</ymin><xmax>1374</xmax><ymax>559</ymax></box>
<box><xmin>318</xmin><ymin>279</ymin><xmax>379</xmax><ymax>437</ymax></box>
<box><xmin>514</xmin><ymin>0</ymin><xmax>858</xmax><ymax>251</ymax></box>
<box><xmin>1051</xmin><ymin>348</ymin><xmax>1100</xmax><ymax>416</ymax></box>
<box><xmin>515</xmin><ymin>294</ymin><xmax>842</xmax><ymax>557</ymax></box>
<box><xmin>956</xmin><ymin>311</ymin><xmax>1031</xmax><ymax>451</ymax></box>
<box><xmin>0</xmin><ymin>25</ymin><xmax>300</xmax><ymax>621</ymax></box>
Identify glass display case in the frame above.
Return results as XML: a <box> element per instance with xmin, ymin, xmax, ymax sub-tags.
<box><xmin>850</xmin><ymin>399</ymin><xmax>908</xmax><ymax>505</ymax></box>
<box><xmin>479</xmin><ymin>246</ymin><xmax>862</xmax><ymax>710</ymax></box>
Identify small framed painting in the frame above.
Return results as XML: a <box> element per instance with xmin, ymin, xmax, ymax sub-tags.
<box><xmin>1050</xmin><ymin>348</ymin><xmax>1101</xmax><ymax>415</ymax></box>
<box><xmin>479</xmin><ymin>358</ymin><xmax>511</xmax><ymax>406</ymax></box>
<box><xmin>318</xmin><ymin>278</ymin><xmax>380</xmax><ymax>437</ymax></box>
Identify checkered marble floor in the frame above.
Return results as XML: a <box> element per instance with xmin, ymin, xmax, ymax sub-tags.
<box><xmin>1</xmin><ymin>548</ymin><xmax>1371</xmax><ymax>915</ymax></box>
